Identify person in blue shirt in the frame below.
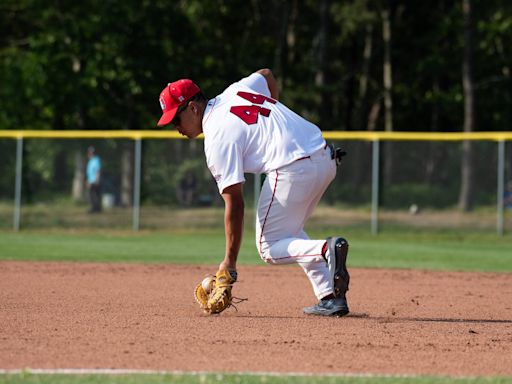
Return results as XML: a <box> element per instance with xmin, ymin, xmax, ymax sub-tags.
<box><xmin>86</xmin><ymin>146</ymin><xmax>102</xmax><ymax>213</ymax></box>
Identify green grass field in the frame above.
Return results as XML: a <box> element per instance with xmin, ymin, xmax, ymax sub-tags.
<box><xmin>1</xmin><ymin>228</ymin><xmax>511</xmax><ymax>384</ymax></box>
<box><xmin>1</xmin><ymin>228</ymin><xmax>511</xmax><ymax>272</ymax></box>
<box><xmin>1</xmin><ymin>372</ymin><xmax>512</xmax><ymax>384</ymax></box>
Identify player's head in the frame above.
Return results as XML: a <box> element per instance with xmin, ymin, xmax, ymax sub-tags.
<box><xmin>157</xmin><ymin>79</ymin><xmax>206</xmax><ymax>138</ymax></box>
<box><xmin>157</xmin><ymin>79</ymin><xmax>201</xmax><ymax>126</ymax></box>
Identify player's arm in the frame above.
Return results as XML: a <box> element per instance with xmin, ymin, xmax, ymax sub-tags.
<box><xmin>256</xmin><ymin>68</ymin><xmax>279</xmax><ymax>101</ymax></box>
<box><xmin>219</xmin><ymin>182</ymin><xmax>244</xmax><ymax>272</ymax></box>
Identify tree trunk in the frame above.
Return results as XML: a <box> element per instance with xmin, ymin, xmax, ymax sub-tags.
<box><xmin>382</xmin><ymin>7</ymin><xmax>394</xmax><ymax>185</ymax></box>
<box><xmin>367</xmin><ymin>99</ymin><xmax>381</xmax><ymax>131</ymax></box>
<box><xmin>273</xmin><ymin>1</ymin><xmax>289</xmax><ymax>82</ymax></box>
<box><xmin>70</xmin><ymin>54</ymin><xmax>89</xmax><ymax>203</ymax></box>
<box><xmin>344</xmin><ymin>37</ymin><xmax>357</xmax><ymax>131</ymax></box>
<box><xmin>286</xmin><ymin>0</ymin><xmax>298</xmax><ymax>78</ymax></box>
<box><xmin>120</xmin><ymin>142</ymin><xmax>133</xmax><ymax>207</ymax></box>
<box><xmin>52</xmin><ymin>149</ymin><xmax>67</xmax><ymax>191</ymax></box>
<box><xmin>353</xmin><ymin>23</ymin><xmax>374</xmax><ymax>187</ymax></box>
<box><xmin>458</xmin><ymin>0</ymin><xmax>475</xmax><ymax>211</ymax></box>
<box><xmin>356</xmin><ymin>24</ymin><xmax>373</xmax><ymax>130</ymax></box>
<box><xmin>72</xmin><ymin>150</ymin><xmax>85</xmax><ymax>202</ymax></box>
<box><xmin>425</xmin><ymin>79</ymin><xmax>440</xmax><ymax>184</ymax></box>
<box><xmin>313</xmin><ymin>0</ymin><xmax>331</xmax><ymax>128</ymax></box>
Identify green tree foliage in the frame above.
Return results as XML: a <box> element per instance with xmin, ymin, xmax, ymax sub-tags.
<box><xmin>1</xmin><ymin>0</ymin><xmax>511</xmax><ymax>205</ymax></box>
<box><xmin>2</xmin><ymin>0</ymin><xmax>510</xmax><ymax>132</ymax></box>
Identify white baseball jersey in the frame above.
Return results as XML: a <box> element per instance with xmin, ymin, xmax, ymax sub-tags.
<box><xmin>203</xmin><ymin>72</ymin><xmax>338</xmax><ymax>301</ymax></box>
<box><xmin>202</xmin><ymin>73</ymin><xmax>326</xmax><ymax>193</ymax></box>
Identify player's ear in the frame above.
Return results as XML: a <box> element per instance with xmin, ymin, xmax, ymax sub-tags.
<box><xmin>189</xmin><ymin>101</ymin><xmax>199</xmax><ymax>114</ymax></box>
<box><xmin>189</xmin><ymin>100</ymin><xmax>205</xmax><ymax>117</ymax></box>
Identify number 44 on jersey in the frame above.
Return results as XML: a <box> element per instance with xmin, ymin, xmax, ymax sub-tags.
<box><xmin>230</xmin><ymin>91</ymin><xmax>276</xmax><ymax>125</ymax></box>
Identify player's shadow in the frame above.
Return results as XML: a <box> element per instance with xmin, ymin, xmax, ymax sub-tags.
<box><xmin>230</xmin><ymin>314</ymin><xmax>305</xmax><ymax>319</ymax></box>
<box><xmin>349</xmin><ymin>312</ymin><xmax>512</xmax><ymax>324</ymax></box>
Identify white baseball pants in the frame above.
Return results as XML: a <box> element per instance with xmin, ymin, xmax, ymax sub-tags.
<box><xmin>255</xmin><ymin>146</ymin><xmax>337</xmax><ymax>299</ymax></box>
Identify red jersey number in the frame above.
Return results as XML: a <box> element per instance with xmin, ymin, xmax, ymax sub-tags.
<box><xmin>230</xmin><ymin>105</ymin><xmax>271</xmax><ymax>125</ymax></box>
<box><xmin>236</xmin><ymin>91</ymin><xmax>276</xmax><ymax>105</ymax></box>
<box><xmin>229</xmin><ymin>91</ymin><xmax>275</xmax><ymax>125</ymax></box>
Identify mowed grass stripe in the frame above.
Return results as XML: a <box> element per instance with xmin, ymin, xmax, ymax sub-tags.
<box><xmin>351</xmin><ymin>239</ymin><xmax>512</xmax><ymax>271</ymax></box>
<box><xmin>0</xmin><ymin>231</ymin><xmax>225</xmax><ymax>264</ymax></box>
<box><xmin>0</xmin><ymin>370</ymin><xmax>510</xmax><ymax>384</ymax></box>
<box><xmin>1</xmin><ymin>229</ymin><xmax>511</xmax><ymax>272</ymax></box>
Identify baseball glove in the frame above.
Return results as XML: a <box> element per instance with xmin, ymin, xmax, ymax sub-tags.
<box><xmin>194</xmin><ymin>268</ymin><xmax>237</xmax><ymax>314</ymax></box>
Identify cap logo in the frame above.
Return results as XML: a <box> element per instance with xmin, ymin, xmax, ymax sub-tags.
<box><xmin>159</xmin><ymin>96</ymin><xmax>166</xmax><ymax>111</ymax></box>
<box><xmin>178</xmin><ymin>96</ymin><xmax>185</xmax><ymax>102</ymax></box>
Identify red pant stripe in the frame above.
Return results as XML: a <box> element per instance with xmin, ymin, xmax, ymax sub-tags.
<box><xmin>258</xmin><ymin>170</ymin><xmax>279</xmax><ymax>256</ymax></box>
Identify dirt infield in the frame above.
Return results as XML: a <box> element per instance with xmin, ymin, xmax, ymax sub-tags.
<box><xmin>0</xmin><ymin>261</ymin><xmax>511</xmax><ymax>377</ymax></box>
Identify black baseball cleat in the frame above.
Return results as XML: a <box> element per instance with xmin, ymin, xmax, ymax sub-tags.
<box><xmin>303</xmin><ymin>296</ymin><xmax>349</xmax><ymax>317</ymax></box>
<box><xmin>325</xmin><ymin>237</ymin><xmax>350</xmax><ymax>299</ymax></box>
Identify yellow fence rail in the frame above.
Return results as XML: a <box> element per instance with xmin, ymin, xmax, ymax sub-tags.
<box><xmin>1</xmin><ymin>130</ymin><xmax>512</xmax><ymax>141</ymax></box>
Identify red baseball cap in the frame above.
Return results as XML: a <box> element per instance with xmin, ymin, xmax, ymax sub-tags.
<box><xmin>157</xmin><ymin>79</ymin><xmax>201</xmax><ymax>127</ymax></box>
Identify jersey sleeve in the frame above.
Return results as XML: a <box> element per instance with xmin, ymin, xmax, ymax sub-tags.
<box><xmin>206</xmin><ymin>140</ymin><xmax>246</xmax><ymax>193</ymax></box>
<box><xmin>237</xmin><ymin>72</ymin><xmax>270</xmax><ymax>97</ymax></box>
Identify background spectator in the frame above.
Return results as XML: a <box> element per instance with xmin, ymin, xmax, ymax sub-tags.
<box><xmin>86</xmin><ymin>146</ymin><xmax>102</xmax><ymax>213</ymax></box>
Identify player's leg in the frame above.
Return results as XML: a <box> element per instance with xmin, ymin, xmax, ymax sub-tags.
<box><xmin>303</xmin><ymin>236</ymin><xmax>350</xmax><ymax>317</ymax></box>
<box><xmin>255</xmin><ymin>147</ymin><xmax>348</xmax><ymax>315</ymax></box>
<box><xmin>255</xmin><ymin>155</ymin><xmax>330</xmax><ymax>266</ymax></box>
<box><xmin>325</xmin><ymin>236</ymin><xmax>350</xmax><ymax>299</ymax></box>
<box><xmin>256</xmin><ymin>147</ymin><xmax>335</xmax><ymax>260</ymax></box>
<box><xmin>302</xmin><ymin>149</ymin><xmax>349</xmax><ymax>316</ymax></box>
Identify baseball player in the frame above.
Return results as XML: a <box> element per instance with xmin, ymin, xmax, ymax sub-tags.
<box><xmin>156</xmin><ymin>69</ymin><xmax>350</xmax><ymax>317</ymax></box>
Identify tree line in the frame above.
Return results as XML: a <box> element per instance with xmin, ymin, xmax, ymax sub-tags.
<box><xmin>0</xmin><ymin>0</ymin><xmax>511</xmax><ymax>210</ymax></box>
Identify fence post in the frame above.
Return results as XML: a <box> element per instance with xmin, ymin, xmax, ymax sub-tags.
<box><xmin>497</xmin><ymin>140</ymin><xmax>505</xmax><ymax>236</ymax></box>
<box><xmin>13</xmin><ymin>137</ymin><xmax>23</xmax><ymax>231</ymax></box>
<box><xmin>371</xmin><ymin>139</ymin><xmax>380</xmax><ymax>235</ymax></box>
<box><xmin>132</xmin><ymin>138</ymin><xmax>142</xmax><ymax>231</ymax></box>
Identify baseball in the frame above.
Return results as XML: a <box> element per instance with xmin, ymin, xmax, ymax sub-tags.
<box><xmin>201</xmin><ymin>275</ymin><xmax>215</xmax><ymax>293</ymax></box>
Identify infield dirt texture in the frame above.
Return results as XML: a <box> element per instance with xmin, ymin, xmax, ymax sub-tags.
<box><xmin>1</xmin><ymin>261</ymin><xmax>511</xmax><ymax>376</ymax></box>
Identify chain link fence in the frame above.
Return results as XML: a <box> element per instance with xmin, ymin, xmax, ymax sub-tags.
<box><xmin>1</xmin><ymin>132</ymin><xmax>511</xmax><ymax>234</ymax></box>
